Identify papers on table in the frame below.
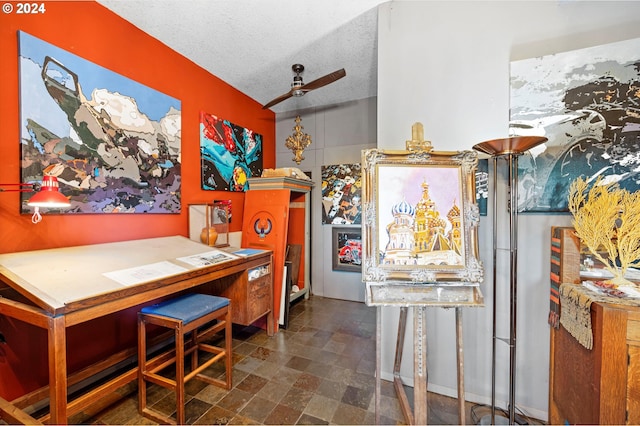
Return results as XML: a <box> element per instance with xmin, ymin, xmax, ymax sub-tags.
<box><xmin>103</xmin><ymin>261</ymin><xmax>188</xmax><ymax>286</ymax></box>
<box><xmin>176</xmin><ymin>250</ymin><xmax>238</xmax><ymax>267</ymax></box>
<box><xmin>104</xmin><ymin>249</ymin><xmax>239</xmax><ymax>286</ymax></box>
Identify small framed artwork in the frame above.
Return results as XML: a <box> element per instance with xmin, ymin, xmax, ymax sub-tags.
<box><xmin>332</xmin><ymin>226</ymin><xmax>362</xmax><ymax>272</ymax></box>
<box><xmin>361</xmin><ymin>148</ymin><xmax>483</xmax><ymax>285</ymax></box>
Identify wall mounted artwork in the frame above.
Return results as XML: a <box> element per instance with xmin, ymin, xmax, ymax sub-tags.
<box><xmin>321</xmin><ymin>163</ymin><xmax>361</xmax><ymax>224</ymax></box>
<box><xmin>361</xmin><ymin>149</ymin><xmax>483</xmax><ymax>285</ymax></box>
<box><xmin>200</xmin><ymin>112</ymin><xmax>263</xmax><ymax>192</ymax></box>
<box><xmin>476</xmin><ymin>158</ymin><xmax>488</xmax><ymax>216</ymax></box>
<box><xmin>510</xmin><ymin>37</ymin><xmax>640</xmax><ymax>213</ymax></box>
<box><xmin>18</xmin><ymin>31</ymin><xmax>182</xmax><ymax>214</ymax></box>
<box><xmin>332</xmin><ymin>226</ymin><xmax>362</xmax><ymax>272</ymax></box>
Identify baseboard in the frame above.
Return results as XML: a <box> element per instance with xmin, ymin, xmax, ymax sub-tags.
<box><xmin>379</xmin><ymin>371</ymin><xmax>547</xmax><ymax>422</ymax></box>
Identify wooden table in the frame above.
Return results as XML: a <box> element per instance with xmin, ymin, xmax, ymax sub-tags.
<box><xmin>0</xmin><ymin>236</ymin><xmax>273</xmax><ymax>424</ymax></box>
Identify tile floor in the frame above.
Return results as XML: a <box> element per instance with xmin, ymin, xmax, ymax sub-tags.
<box><xmin>70</xmin><ymin>296</ymin><xmax>484</xmax><ymax>425</ymax></box>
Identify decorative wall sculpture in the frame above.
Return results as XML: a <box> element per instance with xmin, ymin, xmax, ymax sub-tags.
<box><xmin>510</xmin><ymin>37</ymin><xmax>640</xmax><ymax>212</ymax></box>
<box><xmin>321</xmin><ymin>163</ymin><xmax>361</xmax><ymax>224</ymax></box>
<box><xmin>19</xmin><ymin>31</ymin><xmax>182</xmax><ymax>214</ymax></box>
<box><xmin>200</xmin><ymin>112</ymin><xmax>263</xmax><ymax>192</ymax></box>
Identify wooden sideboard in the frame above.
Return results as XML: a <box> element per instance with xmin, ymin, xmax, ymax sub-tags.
<box><xmin>0</xmin><ymin>236</ymin><xmax>273</xmax><ymax>424</ymax></box>
<box><xmin>550</xmin><ymin>301</ymin><xmax>640</xmax><ymax>424</ymax></box>
<box><xmin>549</xmin><ymin>227</ymin><xmax>640</xmax><ymax>424</ymax></box>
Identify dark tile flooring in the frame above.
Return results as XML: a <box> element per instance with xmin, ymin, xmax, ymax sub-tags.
<box><xmin>69</xmin><ymin>296</ymin><xmax>482</xmax><ymax>425</ymax></box>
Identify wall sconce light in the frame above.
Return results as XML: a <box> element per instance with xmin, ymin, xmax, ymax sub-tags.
<box><xmin>0</xmin><ymin>175</ymin><xmax>71</xmax><ymax>223</ymax></box>
<box><xmin>285</xmin><ymin>115</ymin><xmax>312</xmax><ymax>165</ymax></box>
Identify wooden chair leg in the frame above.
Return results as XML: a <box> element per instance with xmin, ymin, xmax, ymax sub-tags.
<box><xmin>191</xmin><ymin>328</ymin><xmax>198</xmax><ymax>373</ymax></box>
<box><xmin>137</xmin><ymin>315</ymin><xmax>147</xmax><ymax>415</ymax></box>
<box><xmin>225</xmin><ymin>309</ymin><xmax>232</xmax><ymax>389</ymax></box>
<box><xmin>175</xmin><ymin>326</ymin><xmax>185</xmax><ymax>426</ymax></box>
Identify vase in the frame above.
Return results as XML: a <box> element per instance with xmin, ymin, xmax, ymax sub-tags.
<box><xmin>200</xmin><ymin>227</ymin><xmax>218</xmax><ymax>247</ymax></box>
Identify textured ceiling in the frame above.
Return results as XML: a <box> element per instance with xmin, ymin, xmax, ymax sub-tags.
<box><xmin>96</xmin><ymin>0</ymin><xmax>387</xmax><ymax>113</ymax></box>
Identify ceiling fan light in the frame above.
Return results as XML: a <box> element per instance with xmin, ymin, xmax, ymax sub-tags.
<box><xmin>262</xmin><ymin>64</ymin><xmax>345</xmax><ymax>109</ymax></box>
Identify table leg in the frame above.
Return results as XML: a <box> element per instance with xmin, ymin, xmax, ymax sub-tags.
<box><xmin>48</xmin><ymin>316</ymin><xmax>67</xmax><ymax>424</ymax></box>
<box><xmin>455</xmin><ymin>307</ymin><xmax>466</xmax><ymax>425</ymax></box>
<box><xmin>267</xmin><ymin>310</ymin><xmax>275</xmax><ymax>336</ymax></box>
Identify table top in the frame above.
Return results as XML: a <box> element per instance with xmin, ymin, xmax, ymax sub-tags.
<box><xmin>0</xmin><ymin>236</ymin><xmax>266</xmax><ymax>313</ymax></box>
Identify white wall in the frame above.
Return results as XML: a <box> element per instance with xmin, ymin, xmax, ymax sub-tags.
<box><xmin>275</xmin><ymin>97</ymin><xmax>377</xmax><ymax>301</ymax></box>
<box><xmin>377</xmin><ymin>0</ymin><xmax>640</xmax><ymax>421</ymax></box>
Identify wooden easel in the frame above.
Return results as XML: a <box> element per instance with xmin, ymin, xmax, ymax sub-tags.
<box><xmin>366</xmin><ymin>123</ymin><xmax>485</xmax><ymax>424</ymax></box>
<box><xmin>374</xmin><ymin>304</ymin><xmax>471</xmax><ymax>425</ymax></box>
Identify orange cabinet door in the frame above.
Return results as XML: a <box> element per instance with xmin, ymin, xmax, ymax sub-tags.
<box><xmin>242</xmin><ymin>189</ymin><xmax>290</xmax><ymax>330</ymax></box>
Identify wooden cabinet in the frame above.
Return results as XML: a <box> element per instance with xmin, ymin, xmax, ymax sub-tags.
<box><xmin>549</xmin><ymin>227</ymin><xmax>640</xmax><ymax>424</ymax></box>
<box><xmin>550</xmin><ymin>302</ymin><xmax>640</xmax><ymax>424</ymax></box>
<box><xmin>244</xmin><ymin>177</ymin><xmax>313</xmax><ymax>328</ymax></box>
<box><xmin>202</xmin><ymin>258</ymin><xmax>273</xmax><ymax>330</ymax></box>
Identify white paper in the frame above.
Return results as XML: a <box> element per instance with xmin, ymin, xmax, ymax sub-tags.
<box><xmin>176</xmin><ymin>250</ymin><xmax>237</xmax><ymax>267</ymax></box>
<box><xmin>103</xmin><ymin>261</ymin><xmax>188</xmax><ymax>286</ymax></box>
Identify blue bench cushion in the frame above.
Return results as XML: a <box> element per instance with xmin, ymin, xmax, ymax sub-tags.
<box><xmin>141</xmin><ymin>294</ymin><xmax>230</xmax><ymax>325</ymax></box>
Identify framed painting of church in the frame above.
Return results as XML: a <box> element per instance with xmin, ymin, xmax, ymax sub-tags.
<box><xmin>361</xmin><ymin>148</ymin><xmax>483</xmax><ymax>286</ymax></box>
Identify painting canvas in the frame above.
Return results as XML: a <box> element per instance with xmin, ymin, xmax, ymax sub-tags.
<box><xmin>321</xmin><ymin>163</ymin><xmax>361</xmax><ymax>224</ymax></box>
<box><xmin>18</xmin><ymin>31</ymin><xmax>182</xmax><ymax>214</ymax></box>
<box><xmin>361</xmin><ymin>149</ymin><xmax>483</xmax><ymax>285</ymax></box>
<box><xmin>200</xmin><ymin>112</ymin><xmax>263</xmax><ymax>192</ymax></box>
<box><xmin>510</xmin><ymin>37</ymin><xmax>640</xmax><ymax>212</ymax></box>
<box><xmin>475</xmin><ymin>158</ymin><xmax>488</xmax><ymax>216</ymax></box>
<box><xmin>332</xmin><ymin>226</ymin><xmax>362</xmax><ymax>272</ymax></box>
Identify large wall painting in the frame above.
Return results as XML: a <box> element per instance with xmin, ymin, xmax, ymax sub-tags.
<box><xmin>18</xmin><ymin>31</ymin><xmax>182</xmax><ymax>214</ymax></box>
<box><xmin>200</xmin><ymin>112</ymin><xmax>263</xmax><ymax>192</ymax></box>
<box><xmin>510</xmin><ymin>37</ymin><xmax>640</xmax><ymax>212</ymax></box>
<box><xmin>321</xmin><ymin>163</ymin><xmax>361</xmax><ymax>225</ymax></box>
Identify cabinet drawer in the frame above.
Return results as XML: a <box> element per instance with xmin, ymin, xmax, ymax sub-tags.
<box><xmin>247</xmin><ymin>275</ymin><xmax>271</xmax><ymax>320</ymax></box>
<box><xmin>249</xmin><ymin>274</ymin><xmax>271</xmax><ymax>294</ymax></box>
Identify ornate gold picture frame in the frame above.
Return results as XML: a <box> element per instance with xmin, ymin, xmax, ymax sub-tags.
<box><xmin>361</xmin><ymin>148</ymin><xmax>483</xmax><ymax>286</ymax></box>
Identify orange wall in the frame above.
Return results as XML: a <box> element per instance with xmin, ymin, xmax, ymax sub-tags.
<box><xmin>0</xmin><ymin>1</ymin><xmax>274</xmax><ymax>400</ymax></box>
<box><xmin>0</xmin><ymin>0</ymin><xmax>275</xmax><ymax>254</ymax></box>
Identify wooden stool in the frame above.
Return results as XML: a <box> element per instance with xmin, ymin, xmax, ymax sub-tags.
<box><xmin>138</xmin><ymin>293</ymin><xmax>232</xmax><ymax>424</ymax></box>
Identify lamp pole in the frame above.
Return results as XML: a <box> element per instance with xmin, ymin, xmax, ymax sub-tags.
<box><xmin>473</xmin><ymin>136</ymin><xmax>547</xmax><ymax>425</ymax></box>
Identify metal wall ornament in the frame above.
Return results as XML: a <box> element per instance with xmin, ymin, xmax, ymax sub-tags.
<box><xmin>285</xmin><ymin>116</ymin><xmax>312</xmax><ymax>164</ymax></box>
<box><xmin>361</xmin><ymin>125</ymin><xmax>484</xmax><ymax>287</ymax></box>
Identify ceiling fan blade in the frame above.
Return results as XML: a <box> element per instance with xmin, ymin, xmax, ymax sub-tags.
<box><xmin>262</xmin><ymin>90</ymin><xmax>294</xmax><ymax>110</ymax></box>
<box><xmin>300</xmin><ymin>68</ymin><xmax>346</xmax><ymax>92</ymax></box>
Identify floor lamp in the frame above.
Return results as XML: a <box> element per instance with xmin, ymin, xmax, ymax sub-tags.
<box><xmin>473</xmin><ymin>136</ymin><xmax>547</xmax><ymax>425</ymax></box>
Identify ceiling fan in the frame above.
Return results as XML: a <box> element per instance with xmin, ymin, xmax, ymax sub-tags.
<box><xmin>262</xmin><ymin>64</ymin><xmax>346</xmax><ymax>110</ymax></box>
